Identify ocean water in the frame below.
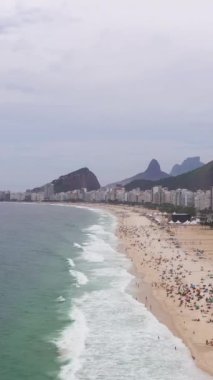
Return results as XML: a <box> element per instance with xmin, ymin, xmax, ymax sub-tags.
<box><xmin>0</xmin><ymin>203</ymin><xmax>211</xmax><ymax>380</ymax></box>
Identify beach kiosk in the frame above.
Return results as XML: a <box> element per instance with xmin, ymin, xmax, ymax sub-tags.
<box><xmin>171</xmin><ymin>213</ymin><xmax>191</xmax><ymax>224</ymax></box>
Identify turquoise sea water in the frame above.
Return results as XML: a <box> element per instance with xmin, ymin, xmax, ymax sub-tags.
<box><xmin>0</xmin><ymin>203</ymin><xmax>211</xmax><ymax>380</ymax></box>
<box><xmin>0</xmin><ymin>203</ymin><xmax>97</xmax><ymax>380</ymax></box>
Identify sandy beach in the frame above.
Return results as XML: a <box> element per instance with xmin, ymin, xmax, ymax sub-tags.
<box><xmin>95</xmin><ymin>204</ymin><xmax>213</xmax><ymax>376</ymax></box>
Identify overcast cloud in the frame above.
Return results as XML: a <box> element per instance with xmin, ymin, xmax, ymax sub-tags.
<box><xmin>0</xmin><ymin>0</ymin><xmax>213</xmax><ymax>190</ymax></box>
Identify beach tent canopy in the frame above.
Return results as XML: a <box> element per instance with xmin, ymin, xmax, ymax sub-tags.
<box><xmin>183</xmin><ymin>220</ymin><xmax>190</xmax><ymax>225</ymax></box>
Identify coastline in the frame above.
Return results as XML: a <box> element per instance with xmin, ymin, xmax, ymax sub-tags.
<box><xmin>2</xmin><ymin>201</ymin><xmax>212</xmax><ymax>379</ymax></box>
<box><xmin>83</xmin><ymin>203</ymin><xmax>213</xmax><ymax>377</ymax></box>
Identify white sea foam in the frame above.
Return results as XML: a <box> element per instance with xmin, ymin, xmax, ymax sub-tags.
<box><xmin>56</xmin><ymin>305</ymin><xmax>89</xmax><ymax>380</ymax></box>
<box><xmin>84</xmin><ymin>223</ymin><xmax>116</xmax><ymax>241</ymax></box>
<box><xmin>69</xmin><ymin>288</ymin><xmax>211</xmax><ymax>380</ymax></box>
<box><xmin>79</xmin><ymin>223</ymin><xmax>119</xmax><ymax>263</ymax></box>
<box><xmin>67</xmin><ymin>258</ymin><xmax>75</xmax><ymax>267</ymax></box>
<box><xmin>82</xmin><ymin>249</ymin><xmax>104</xmax><ymax>263</ymax></box>
<box><xmin>81</xmin><ymin>236</ymin><xmax>105</xmax><ymax>263</ymax></box>
<box><xmin>84</xmin><ymin>224</ymin><xmax>106</xmax><ymax>234</ymax></box>
<box><xmin>73</xmin><ymin>205</ymin><xmax>106</xmax><ymax>216</ymax></box>
<box><xmin>69</xmin><ymin>270</ymin><xmax>88</xmax><ymax>286</ymax></box>
<box><xmin>57</xmin><ymin>209</ymin><xmax>211</xmax><ymax>380</ymax></box>
<box><xmin>73</xmin><ymin>243</ymin><xmax>82</xmax><ymax>249</ymax></box>
<box><xmin>56</xmin><ymin>296</ymin><xmax>66</xmax><ymax>303</ymax></box>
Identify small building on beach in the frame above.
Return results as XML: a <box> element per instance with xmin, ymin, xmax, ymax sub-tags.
<box><xmin>171</xmin><ymin>213</ymin><xmax>191</xmax><ymax>224</ymax></box>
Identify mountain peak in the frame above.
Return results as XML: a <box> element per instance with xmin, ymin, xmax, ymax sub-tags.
<box><xmin>110</xmin><ymin>159</ymin><xmax>170</xmax><ymax>187</ymax></box>
<box><xmin>141</xmin><ymin>159</ymin><xmax>169</xmax><ymax>181</ymax></box>
<box><xmin>146</xmin><ymin>159</ymin><xmax>161</xmax><ymax>172</ymax></box>
<box><xmin>126</xmin><ymin>160</ymin><xmax>213</xmax><ymax>192</ymax></box>
<box><xmin>170</xmin><ymin>157</ymin><xmax>204</xmax><ymax>176</ymax></box>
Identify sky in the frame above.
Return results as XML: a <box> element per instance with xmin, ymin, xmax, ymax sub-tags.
<box><xmin>0</xmin><ymin>0</ymin><xmax>213</xmax><ymax>190</ymax></box>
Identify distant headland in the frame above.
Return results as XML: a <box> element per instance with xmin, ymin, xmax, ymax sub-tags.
<box><xmin>0</xmin><ymin>158</ymin><xmax>212</xmax><ymax>217</ymax></box>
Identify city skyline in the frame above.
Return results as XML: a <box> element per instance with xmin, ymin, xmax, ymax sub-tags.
<box><xmin>1</xmin><ymin>183</ymin><xmax>213</xmax><ymax>215</ymax></box>
<box><xmin>0</xmin><ymin>1</ymin><xmax>213</xmax><ymax>190</ymax></box>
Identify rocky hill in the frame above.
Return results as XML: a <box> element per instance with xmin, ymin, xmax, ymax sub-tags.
<box><xmin>125</xmin><ymin>160</ymin><xmax>213</xmax><ymax>191</ymax></box>
<box><xmin>170</xmin><ymin>157</ymin><xmax>204</xmax><ymax>176</ymax></box>
<box><xmin>113</xmin><ymin>159</ymin><xmax>170</xmax><ymax>187</ymax></box>
<box><xmin>32</xmin><ymin>167</ymin><xmax>100</xmax><ymax>193</ymax></box>
<box><xmin>140</xmin><ymin>159</ymin><xmax>170</xmax><ymax>181</ymax></box>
